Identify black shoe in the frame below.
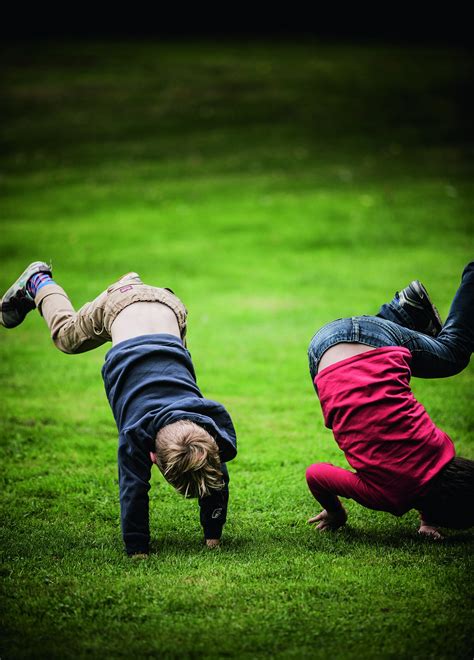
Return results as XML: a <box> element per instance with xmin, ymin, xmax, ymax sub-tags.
<box><xmin>397</xmin><ymin>280</ymin><xmax>443</xmax><ymax>337</ymax></box>
<box><xmin>0</xmin><ymin>261</ymin><xmax>52</xmax><ymax>328</ymax></box>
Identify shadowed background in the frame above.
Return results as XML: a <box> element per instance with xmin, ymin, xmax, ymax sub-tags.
<box><xmin>1</xmin><ymin>37</ymin><xmax>473</xmax><ymax>658</ymax></box>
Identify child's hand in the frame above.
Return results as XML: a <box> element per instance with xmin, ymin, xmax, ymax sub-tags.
<box><xmin>418</xmin><ymin>523</ymin><xmax>443</xmax><ymax>540</ymax></box>
<box><xmin>308</xmin><ymin>507</ymin><xmax>347</xmax><ymax>531</ymax></box>
<box><xmin>206</xmin><ymin>539</ymin><xmax>221</xmax><ymax>549</ymax></box>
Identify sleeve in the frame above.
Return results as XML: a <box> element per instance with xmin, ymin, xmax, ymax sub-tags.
<box><xmin>306</xmin><ymin>462</ymin><xmax>380</xmax><ymax>511</ymax></box>
<box><xmin>198</xmin><ymin>462</ymin><xmax>229</xmax><ymax>539</ymax></box>
<box><xmin>118</xmin><ymin>433</ymin><xmax>152</xmax><ymax>556</ymax></box>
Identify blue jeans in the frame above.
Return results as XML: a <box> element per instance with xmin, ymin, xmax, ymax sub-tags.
<box><xmin>308</xmin><ymin>262</ymin><xmax>474</xmax><ymax>381</ymax></box>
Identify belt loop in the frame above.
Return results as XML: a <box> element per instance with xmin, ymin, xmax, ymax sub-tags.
<box><xmin>352</xmin><ymin>317</ymin><xmax>360</xmax><ymax>342</ymax></box>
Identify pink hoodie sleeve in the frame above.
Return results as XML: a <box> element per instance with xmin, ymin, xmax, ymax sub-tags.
<box><xmin>306</xmin><ymin>462</ymin><xmax>382</xmax><ymax>512</ymax></box>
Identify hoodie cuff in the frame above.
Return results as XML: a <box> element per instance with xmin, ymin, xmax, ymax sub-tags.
<box><xmin>202</xmin><ymin>521</ymin><xmax>224</xmax><ymax>540</ymax></box>
<box><xmin>126</xmin><ymin>544</ymin><xmax>150</xmax><ymax>556</ymax></box>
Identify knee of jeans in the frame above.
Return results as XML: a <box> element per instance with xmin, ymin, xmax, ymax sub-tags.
<box><xmin>429</xmin><ymin>353</ymin><xmax>471</xmax><ymax>378</ymax></box>
<box><xmin>449</xmin><ymin>354</ymin><xmax>471</xmax><ymax>376</ymax></box>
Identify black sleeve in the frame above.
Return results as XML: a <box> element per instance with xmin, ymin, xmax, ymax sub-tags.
<box><xmin>118</xmin><ymin>436</ymin><xmax>152</xmax><ymax>556</ymax></box>
<box><xmin>198</xmin><ymin>462</ymin><xmax>229</xmax><ymax>539</ymax></box>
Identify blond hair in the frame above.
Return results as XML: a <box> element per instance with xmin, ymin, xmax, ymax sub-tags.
<box><xmin>155</xmin><ymin>420</ymin><xmax>224</xmax><ymax>498</ymax></box>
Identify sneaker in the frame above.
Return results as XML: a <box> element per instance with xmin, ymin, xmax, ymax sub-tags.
<box><xmin>0</xmin><ymin>261</ymin><xmax>52</xmax><ymax>328</ymax></box>
<box><xmin>398</xmin><ymin>280</ymin><xmax>443</xmax><ymax>337</ymax></box>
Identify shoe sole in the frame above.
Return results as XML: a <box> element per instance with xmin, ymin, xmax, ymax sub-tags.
<box><xmin>411</xmin><ymin>280</ymin><xmax>443</xmax><ymax>333</ymax></box>
<box><xmin>0</xmin><ymin>261</ymin><xmax>52</xmax><ymax>327</ymax></box>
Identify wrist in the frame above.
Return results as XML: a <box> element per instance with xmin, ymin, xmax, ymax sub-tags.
<box><xmin>328</xmin><ymin>505</ymin><xmax>348</xmax><ymax>526</ymax></box>
<box><xmin>327</xmin><ymin>501</ymin><xmax>344</xmax><ymax>514</ymax></box>
<box><xmin>204</xmin><ymin>530</ymin><xmax>222</xmax><ymax>541</ymax></box>
<box><xmin>127</xmin><ymin>546</ymin><xmax>150</xmax><ymax>557</ymax></box>
<box><xmin>203</xmin><ymin>522</ymin><xmax>224</xmax><ymax>540</ymax></box>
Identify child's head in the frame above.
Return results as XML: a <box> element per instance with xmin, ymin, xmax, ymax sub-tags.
<box><xmin>418</xmin><ymin>456</ymin><xmax>474</xmax><ymax>529</ymax></box>
<box><xmin>152</xmin><ymin>420</ymin><xmax>224</xmax><ymax>498</ymax></box>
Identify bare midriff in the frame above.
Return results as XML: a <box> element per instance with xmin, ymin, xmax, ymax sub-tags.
<box><xmin>317</xmin><ymin>342</ymin><xmax>377</xmax><ymax>374</ymax></box>
<box><xmin>111</xmin><ymin>302</ymin><xmax>180</xmax><ymax>346</ymax></box>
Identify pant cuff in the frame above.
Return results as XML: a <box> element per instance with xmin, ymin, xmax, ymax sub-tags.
<box><xmin>35</xmin><ymin>284</ymin><xmax>71</xmax><ymax>317</ymax></box>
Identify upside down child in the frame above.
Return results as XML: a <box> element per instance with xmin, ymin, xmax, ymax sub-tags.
<box><xmin>1</xmin><ymin>264</ymin><xmax>237</xmax><ymax>556</ymax></box>
<box><xmin>306</xmin><ymin>264</ymin><xmax>474</xmax><ymax>539</ymax></box>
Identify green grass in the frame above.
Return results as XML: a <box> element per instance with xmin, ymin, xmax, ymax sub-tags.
<box><xmin>1</xmin><ymin>39</ymin><xmax>473</xmax><ymax>659</ymax></box>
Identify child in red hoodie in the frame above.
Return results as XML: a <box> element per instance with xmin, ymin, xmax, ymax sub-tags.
<box><xmin>306</xmin><ymin>263</ymin><xmax>474</xmax><ymax>539</ymax></box>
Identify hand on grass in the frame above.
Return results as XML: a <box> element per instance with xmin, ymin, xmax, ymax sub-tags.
<box><xmin>418</xmin><ymin>523</ymin><xmax>443</xmax><ymax>541</ymax></box>
<box><xmin>206</xmin><ymin>539</ymin><xmax>221</xmax><ymax>549</ymax></box>
<box><xmin>308</xmin><ymin>507</ymin><xmax>347</xmax><ymax>532</ymax></box>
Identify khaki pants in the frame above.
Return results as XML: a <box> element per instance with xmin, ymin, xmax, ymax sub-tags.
<box><xmin>35</xmin><ymin>273</ymin><xmax>188</xmax><ymax>354</ymax></box>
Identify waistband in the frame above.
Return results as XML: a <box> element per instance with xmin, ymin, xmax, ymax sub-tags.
<box><xmin>308</xmin><ymin>315</ymin><xmax>404</xmax><ymax>381</ymax></box>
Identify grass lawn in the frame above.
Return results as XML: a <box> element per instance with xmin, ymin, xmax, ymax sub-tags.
<box><xmin>1</xmin><ymin>39</ymin><xmax>473</xmax><ymax>659</ymax></box>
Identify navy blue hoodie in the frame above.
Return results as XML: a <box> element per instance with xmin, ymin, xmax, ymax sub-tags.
<box><xmin>101</xmin><ymin>334</ymin><xmax>237</xmax><ymax>555</ymax></box>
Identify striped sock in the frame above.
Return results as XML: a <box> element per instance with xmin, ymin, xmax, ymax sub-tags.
<box><xmin>26</xmin><ymin>272</ymin><xmax>55</xmax><ymax>297</ymax></box>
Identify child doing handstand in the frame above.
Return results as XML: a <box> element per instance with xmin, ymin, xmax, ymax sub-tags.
<box><xmin>1</xmin><ymin>264</ymin><xmax>237</xmax><ymax>556</ymax></box>
<box><xmin>306</xmin><ymin>263</ymin><xmax>474</xmax><ymax>539</ymax></box>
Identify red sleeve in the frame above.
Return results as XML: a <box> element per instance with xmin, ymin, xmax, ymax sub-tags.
<box><xmin>306</xmin><ymin>462</ymin><xmax>381</xmax><ymax>512</ymax></box>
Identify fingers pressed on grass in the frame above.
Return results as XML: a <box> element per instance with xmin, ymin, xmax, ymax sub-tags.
<box><xmin>418</xmin><ymin>526</ymin><xmax>444</xmax><ymax>541</ymax></box>
<box><xmin>309</xmin><ymin>507</ymin><xmax>348</xmax><ymax>532</ymax></box>
<box><xmin>308</xmin><ymin>515</ymin><xmax>322</xmax><ymax>525</ymax></box>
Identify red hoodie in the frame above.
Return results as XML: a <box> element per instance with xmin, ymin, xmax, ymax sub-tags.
<box><xmin>307</xmin><ymin>346</ymin><xmax>454</xmax><ymax>515</ymax></box>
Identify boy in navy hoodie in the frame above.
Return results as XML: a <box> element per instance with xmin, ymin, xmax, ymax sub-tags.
<box><xmin>1</xmin><ymin>263</ymin><xmax>237</xmax><ymax>557</ymax></box>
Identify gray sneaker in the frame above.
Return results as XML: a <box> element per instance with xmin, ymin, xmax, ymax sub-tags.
<box><xmin>0</xmin><ymin>261</ymin><xmax>52</xmax><ymax>328</ymax></box>
<box><xmin>398</xmin><ymin>280</ymin><xmax>443</xmax><ymax>337</ymax></box>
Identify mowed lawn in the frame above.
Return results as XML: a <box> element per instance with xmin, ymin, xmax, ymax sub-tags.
<box><xmin>1</xmin><ymin>40</ymin><xmax>473</xmax><ymax>659</ymax></box>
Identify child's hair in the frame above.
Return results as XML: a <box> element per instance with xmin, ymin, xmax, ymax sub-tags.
<box><xmin>155</xmin><ymin>420</ymin><xmax>224</xmax><ymax>498</ymax></box>
<box><xmin>418</xmin><ymin>456</ymin><xmax>474</xmax><ymax>529</ymax></box>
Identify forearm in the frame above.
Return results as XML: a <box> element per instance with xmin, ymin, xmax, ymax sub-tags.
<box><xmin>199</xmin><ymin>463</ymin><xmax>229</xmax><ymax>539</ymax></box>
<box><xmin>306</xmin><ymin>462</ymin><xmax>378</xmax><ymax>511</ymax></box>
<box><xmin>306</xmin><ymin>463</ymin><xmax>350</xmax><ymax>511</ymax></box>
<box><xmin>121</xmin><ymin>504</ymin><xmax>150</xmax><ymax>555</ymax></box>
<box><xmin>120</xmin><ymin>485</ymin><xmax>151</xmax><ymax>555</ymax></box>
<box><xmin>306</xmin><ymin>463</ymin><xmax>380</xmax><ymax>532</ymax></box>
<box><xmin>308</xmin><ymin>483</ymin><xmax>344</xmax><ymax>513</ymax></box>
<box><xmin>118</xmin><ymin>443</ymin><xmax>152</xmax><ymax>555</ymax></box>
